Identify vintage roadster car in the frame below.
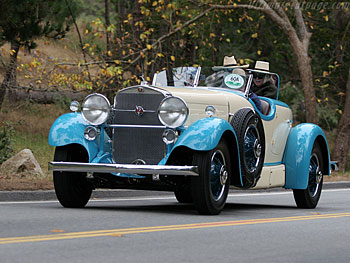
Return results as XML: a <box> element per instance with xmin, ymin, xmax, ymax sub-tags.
<box><xmin>48</xmin><ymin>65</ymin><xmax>332</xmax><ymax>215</ymax></box>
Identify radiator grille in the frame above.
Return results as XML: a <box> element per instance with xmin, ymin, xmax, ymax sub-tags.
<box><xmin>112</xmin><ymin>87</ymin><xmax>166</xmax><ymax>164</ymax></box>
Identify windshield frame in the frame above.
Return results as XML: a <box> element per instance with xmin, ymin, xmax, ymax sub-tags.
<box><xmin>152</xmin><ymin>66</ymin><xmax>202</xmax><ymax>88</ymax></box>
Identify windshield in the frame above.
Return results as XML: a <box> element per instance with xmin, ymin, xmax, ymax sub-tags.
<box><xmin>152</xmin><ymin>67</ymin><xmax>200</xmax><ymax>87</ymax></box>
<box><xmin>152</xmin><ymin>66</ymin><xmax>279</xmax><ymax>100</ymax></box>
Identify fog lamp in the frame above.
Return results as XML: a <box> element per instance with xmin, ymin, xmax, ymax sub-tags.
<box><xmin>84</xmin><ymin>126</ymin><xmax>99</xmax><ymax>141</ymax></box>
<box><xmin>70</xmin><ymin>100</ymin><xmax>80</xmax><ymax>112</ymax></box>
<box><xmin>162</xmin><ymin>129</ymin><xmax>176</xmax><ymax>144</ymax></box>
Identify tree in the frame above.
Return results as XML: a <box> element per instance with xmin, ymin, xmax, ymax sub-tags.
<box><xmin>332</xmin><ymin>70</ymin><xmax>350</xmax><ymax>171</ymax></box>
<box><xmin>328</xmin><ymin>8</ymin><xmax>350</xmax><ymax>171</ymax></box>
<box><xmin>0</xmin><ymin>0</ymin><xmax>79</xmax><ymax>108</ymax></box>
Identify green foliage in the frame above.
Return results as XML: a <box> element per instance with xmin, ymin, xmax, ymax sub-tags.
<box><xmin>0</xmin><ymin>122</ymin><xmax>15</xmax><ymax>164</ymax></box>
<box><xmin>279</xmin><ymin>82</ymin><xmax>306</xmax><ymax>124</ymax></box>
<box><xmin>0</xmin><ymin>0</ymin><xmax>80</xmax><ymax>49</ymax></box>
<box><xmin>317</xmin><ymin>104</ymin><xmax>339</xmax><ymax>131</ymax></box>
<box><xmin>52</xmin><ymin>95</ymin><xmax>72</xmax><ymax>110</ymax></box>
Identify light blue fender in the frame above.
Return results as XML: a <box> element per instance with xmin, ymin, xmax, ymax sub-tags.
<box><xmin>283</xmin><ymin>123</ymin><xmax>331</xmax><ymax>189</ymax></box>
<box><xmin>161</xmin><ymin>117</ymin><xmax>243</xmax><ymax>186</ymax></box>
<box><xmin>170</xmin><ymin>117</ymin><xmax>237</xmax><ymax>152</ymax></box>
<box><xmin>48</xmin><ymin>113</ymin><xmax>102</xmax><ymax>162</ymax></box>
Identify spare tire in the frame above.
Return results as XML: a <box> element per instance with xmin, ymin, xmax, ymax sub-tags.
<box><xmin>230</xmin><ymin>108</ymin><xmax>265</xmax><ymax>188</ymax></box>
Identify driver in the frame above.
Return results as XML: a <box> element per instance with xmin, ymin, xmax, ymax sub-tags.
<box><xmin>251</xmin><ymin>61</ymin><xmax>277</xmax><ymax>99</ymax></box>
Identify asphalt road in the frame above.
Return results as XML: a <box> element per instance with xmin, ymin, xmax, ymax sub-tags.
<box><xmin>1</xmin><ymin>188</ymin><xmax>350</xmax><ymax>263</ymax></box>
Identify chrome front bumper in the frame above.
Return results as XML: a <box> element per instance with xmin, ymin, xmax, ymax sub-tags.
<box><xmin>49</xmin><ymin>162</ymin><xmax>199</xmax><ymax>176</ymax></box>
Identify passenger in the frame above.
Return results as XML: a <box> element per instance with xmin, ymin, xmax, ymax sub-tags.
<box><xmin>206</xmin><ymin>55</ymin><xmax>249</xmax><ymax>87</ymax></box>
<box><xmin>231</xmin><ymin>68</ymin><xmax>247</xmax><ymax>92</ymax></box>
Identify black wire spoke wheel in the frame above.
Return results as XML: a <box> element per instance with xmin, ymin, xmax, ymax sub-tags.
<box><xmin>210</xmin><ymin>150</ymin><xmax>228</xmax><ymax>202</ymax></box>
<box><xmin>308</xmin><ymin>153</ymin><xmax>323</xmax><ymax>198</ymax></box>
<box><xmin>53</xmin><ymin>145</ymin><xmax>93</xmax><ymax>208</ymax></box>
<box><xmin>293</xmin><ymin>141</ymin><xmax>324</xmax><ymax>209</ymax></box>
<box><xmin>231</xmin><ymin>108</ymin><xmax>265</xmax><ymax>188</ymax></box>
<box><xmin>191</xmin><ymin>140</ymin><xmax>231</xmax><ymax>215</ymax></box>
<box><xmin>243</xmin><ymin>123</ymin><xmax>262</xmax><ymax>174</ymax></box>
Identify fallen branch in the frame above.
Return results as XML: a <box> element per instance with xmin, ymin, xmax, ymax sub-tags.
<box><xmin>7</xmin><ymin>86</ymin><xmax>88</xmax><ymax>104</ymax></box>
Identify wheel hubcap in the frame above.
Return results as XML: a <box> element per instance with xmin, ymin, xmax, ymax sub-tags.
<box><xmin>308</xmin><ymin>153</ymin><xmax>322</xmax><ymax>198</ymax></box>
<box><xmin>220</xmin><ymin>166</ymin><xmax>228</xmax><ymax>185</ymax></box>
<box><xmin>244</xmin><ymin>124</ymin><xmax>261</xmax><ymax>173</ymax></box>
<box><xmin>254</xmin><ymin>139</ymin><xmax>262</xmax><ymax>158</ymax></box>
<box><xmin>210</xmin><ymin>150</ymin><xmax>227</xmax><ymax>201</ymax></box>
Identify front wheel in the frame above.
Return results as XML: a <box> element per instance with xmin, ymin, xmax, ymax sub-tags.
<box><xmin>53</xmin><ymin>145</ymin><xmax>93</xmax><ymax>208</ymax></box>
<box><xmin>174</xmin><ymin>184</ymin><xmax>193</xmax><ymax>204</ymax></box>
<box><xmin>191</xmin><ymin>140</ymin><xmax>231</xmax><ymax>215</ymax></box>
<box><xmin>293</xmin><ymin>141</ymin><xmax>324</xmax><ymax>208</ymax></box>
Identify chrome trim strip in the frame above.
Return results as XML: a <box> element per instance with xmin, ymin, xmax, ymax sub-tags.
<box><xmin>113</xmin><ymin>85</ymin><xmax>171</xmax><ymax>108</ymax></box>
<box><xmin>119</xmin><ymin>85</ymin><xmax>171</xmax><ymax>96</ymax></box>
<box><xmin>113</xmin><ymin>109</ymin><xmax>156</xmax><ymax>113</ymax></box>
<box><xmin>193</xmin><ymin>66</ymin><xmax>201</xmax><ymax>88</ymax></box>
<box><xmin>245</xmin><ymin>74</ymin><xmax>253</xmax><ymax>98</ymax></box>
<box><xmin>152</xmin><ymin>73</ymin><xmax>158</xmax><ymax>86</ymax></box>
<box><xmin>49</xmin><ymin>162</ymin><xmax>199</xmax><ymax>176</ymax></box>
<box><xmin>106</xmin><ymin>124</ymin><xmax>166</xmax><ymax>129</ymax></box>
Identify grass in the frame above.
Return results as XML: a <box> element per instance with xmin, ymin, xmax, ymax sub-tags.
<box><xmin>0</xmin><ymin>101</ymin><xmax>67</xmax><ymax>190</ymax></box>
<box><xmin>324</xmin><ymin>171</ymin><xmax>350</xmax><ymax>182</ymax></box>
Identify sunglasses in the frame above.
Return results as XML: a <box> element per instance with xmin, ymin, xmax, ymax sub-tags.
<box><xmin>253</xmin><ymin>73</ymin><xmax>265</xmax><ymax>79</ymax></box>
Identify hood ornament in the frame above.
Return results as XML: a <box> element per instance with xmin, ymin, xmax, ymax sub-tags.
<box><xmin>140</xmin><ymin>74</ymin><xmax>148</xmax><ymax>86</ymax></box>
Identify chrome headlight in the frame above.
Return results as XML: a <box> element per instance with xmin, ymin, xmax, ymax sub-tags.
<box><xmin>158</xmin><ymin>96</ymin><xmax>188</xmax><ymax>128</ymax></box>
<box><xmin>82</xmin><ymin>93</ymin><xmax>110</xmax><ymax>125</ymax></box>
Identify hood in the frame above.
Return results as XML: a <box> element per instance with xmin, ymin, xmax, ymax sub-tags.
<box><xmin>162</xmin><ymin>86</ymin><xmax>229</xmax><ymax>106</ymax></box>
<box><xmin>160</xmin><ymin>86</ymin><xmax>250</xmax><ymax>126</ymax></box>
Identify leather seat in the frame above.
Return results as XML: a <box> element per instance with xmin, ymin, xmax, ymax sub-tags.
<box><xmin>260</xmin><ymin>99</ymin><xmax>270</xmax><ymax>115</ymax></box>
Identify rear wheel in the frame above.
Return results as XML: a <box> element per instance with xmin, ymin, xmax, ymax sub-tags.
<box><xmin>53</xmin><ymin>145</ymin><xmax>93</xmax><ymax>208</ymax></box>
<box><xmin>293</xmin><ymin>141</ymin><xmax>324</xmax><ymax>208</ymax></box>
<box><xmin>191</xmin><ymin>140</ymin><xmax>231</xmax><ymax>215</ymax></box>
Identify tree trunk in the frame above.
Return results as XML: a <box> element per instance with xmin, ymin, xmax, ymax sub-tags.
<box><xmin>0</xmin><ymin>42</ymin><xmax>20</xmax><ymax>108</ymax></box>
<box><xmin>284</xmin><ymin>24</ymin><xmax>318</xmax><ymax>124</ymax></box>
<box><xmin>105</xmin><ymin>0</ymin><xmax>111</xmax><ymax>53</ymax></box>
<box><xmin>331</xmin><ymin>69</ymin><xmax>350</xmax><ymax>171</ymax></box>
<box><xmin>295</xmin><ymin>50</ymin><xmax>318</xmax><ymax>124</ymax></box>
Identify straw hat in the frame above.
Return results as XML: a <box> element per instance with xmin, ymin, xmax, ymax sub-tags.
<box><xmin>232</xmin><ymin>68</ymin><xmax>246</xmax><ymax>77</ymax></box>
<box><xmin>252</xmin><ymin>61</ymin><xmax>270</xmax><ymax>74</ymax></box>
<box><xmin>212</xmin><ymin>56</ymin><xmax>249</xmax><ymax>71</ymax></box>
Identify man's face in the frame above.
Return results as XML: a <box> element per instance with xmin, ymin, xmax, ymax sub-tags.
<box><xmin>253</xmin><ymin>73</ymin><xmax>265</xmax><ymax>86</ymax></box>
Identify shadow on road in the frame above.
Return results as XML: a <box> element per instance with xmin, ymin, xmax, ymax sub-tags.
<box><xmin>80</xmin><ymin>201</ymin><xmax>297</xmax><ymax>216</ymax></box>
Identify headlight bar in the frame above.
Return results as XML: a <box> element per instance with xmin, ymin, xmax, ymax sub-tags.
<box><xmin>82</xmin><ymin>93</ymin><xmax>110</xmax><ymax>125</ymax></box>
<box><xmin>157</xmin><ymin>96</ymin><xmax>189</xmax><ymax>128</ymax></box>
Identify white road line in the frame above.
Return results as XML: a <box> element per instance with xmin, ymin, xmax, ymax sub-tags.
<box><xmin>0</xmin><ymin>188</ymin><xmax>349</xmax><ymax>205</ymax></box>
